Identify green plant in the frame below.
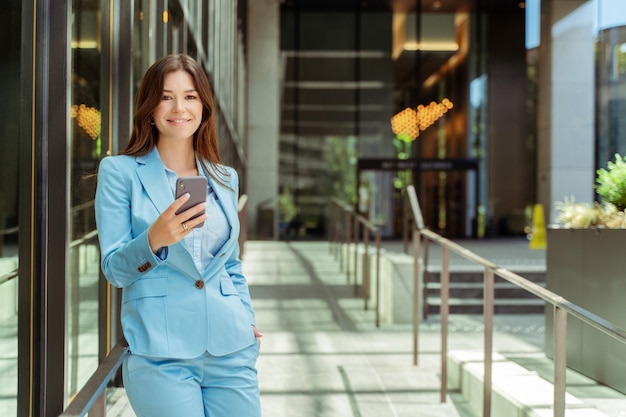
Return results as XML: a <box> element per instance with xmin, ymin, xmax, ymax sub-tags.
<box><xmin>278</xmin><ymin>188</ymin><xmax>298</xmax><ymax>223</ymax></box>
<box><xmin>555</xmin><ymin>154</ymin><xmax>626</xmax><ymax>228</ymax></box>
<box><xmin>323</xmin><ymin>136</ymin><xmax>358</xmax><ymax>205</ymax></box>
<box><xmin>554</xmin><ymin>198</ymin><xmax>626</xmax><ymax>228</ymax></box>
<box><xmin>596</xmin><ymin>153</ymin><xmax>626</xmax><ymax>210</ymax></box>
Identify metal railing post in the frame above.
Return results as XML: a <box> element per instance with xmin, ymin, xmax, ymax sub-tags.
<box><xmin>412</xmin><ymin>229</ymin><xmax>421</xmax><ymax>366</ymax></box>
<box><xmin>363</xmin><ymin>223</ymin><xmax>370</xmax><ymax>310</ymax></box>
<box><xmin>483</xmin><ymin>268</ymin><xmax>495</xmax><ymax>417</ymax></box>
<box><xmin>423</xmin><ymin>238</ymin><xmax>430</xmax><ymax>320</ymax></box>
<box><xmin>353</xmin><ymin>215</ymin><xmax>360</xmax><ymax>296</ymax></box>
<box><xmin>375</xmin><ymin>230</ymin><xmax>381</xmax><ymax>328</ymax></box>
<box><xmin>440</xmin><ymin>245</ymin><xmax>450</xmax><ymax>403</ymax></box>
<box><xmin>329</xmin><ymin>199</ymin><xmax>381</xmax><ymax>328</ymax></box>
<box><xmin>403</xmin><ymin>192</ymin><xmax>409</xmax><ymax>254</ymax></box>
<box><xmin>344</xmin><ymin>211</ymin><xmax>351</xmax><ymax>278</ymax></box>
<box><xmin>329</xmin><ymin>201</ymin><xmax>335</xmax><ymax>255</ymax></box>
<box><xmin>554</xmin><ymin>306</ymin><xmax>567</xmax><ymax>417</ymax></box>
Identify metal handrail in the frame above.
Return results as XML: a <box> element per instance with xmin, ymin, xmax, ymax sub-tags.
<box><xmin>0</xmin><ymin>201</ymin><xmax>94</xmax><ymax>237</ymax></box>
<box><xmin>0</xmin><ymin>226</ymin><xmax>19</xmax><ymax>236</ymax></box>
<box><xmin>0</xmin><ymin>270</ymin><xmax>18</xmax><ymax>286</ymax></box>
<box><xmin>329</xmin><ymin>197</ymin><xmax>383</xmax><ymax>327</ymax></box>
<box><xmin>404</xmin><ymin>185</ymin><xmax>626</xmax><ymax>417</ymax></box>
<box><xmin>59</xmin><ymin>338</ymin><xmax>130</xmax><ymax>417</ymax></box>
<box><xmin>0</xmin><ymin>227</ymin><xmax>98</xmax><ymax>289</ymax></box>
<box><xmin>69</xmin><ymin>229</ymin><xmax>99</xmax><ymax>249</ymax></box>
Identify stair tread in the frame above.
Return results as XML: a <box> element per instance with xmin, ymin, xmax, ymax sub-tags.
<box><xmin>427</xmin><ymin>297</ymin><xmax>545</xmax><ymax>305</ymax></box>
<box><xmin>426</xmin><ymin>282</ymin><xmax>545</xmax><ymax>289</ymax></box>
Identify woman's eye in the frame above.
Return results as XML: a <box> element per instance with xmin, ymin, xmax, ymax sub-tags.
<box><xmin>186</xmin><ymin>95</ymin><xmax>198</xmax><ymax>100</ymax></box>
<box><xmin>162</xmin><ymin>95</ymin><xmax>172</xmax><ymax>100</ymax></box>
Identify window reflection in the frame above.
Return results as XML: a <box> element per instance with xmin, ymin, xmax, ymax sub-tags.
<box><xmin>0</xmin><ymin>0</ymin><xmax>23</xmax><ymax>414</ymax></box>
<box><xmin>68</xmin><ymin>0</ymin><xmax>102</xmax><ymax>403</ymax></box>
<box><xmin>596</xmin><ymin>25</ymin><xmax>626</xmax><ymax>169</ymax></box>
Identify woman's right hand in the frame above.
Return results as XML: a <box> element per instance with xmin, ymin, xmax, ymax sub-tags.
<box><xmin>147</xmin><ymin>193</ymin><xmax>208</xmax><ymax>253</ymax></box>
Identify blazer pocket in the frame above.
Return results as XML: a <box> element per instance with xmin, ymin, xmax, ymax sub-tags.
<box><xmin>123</xmin><ymin>277</ymin><xmax>168</xmax><ymax>303</ymax></box>
<box><xmin>219</xmin><ymin>276</ymin><xmax>239</xmax><ymax>296</ymax></box>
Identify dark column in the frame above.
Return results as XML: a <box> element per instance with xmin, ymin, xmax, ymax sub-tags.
<box><xmin>18</xmin><ymin>0</ymin><xmax>69</xmax><ymax>415</ymax></box>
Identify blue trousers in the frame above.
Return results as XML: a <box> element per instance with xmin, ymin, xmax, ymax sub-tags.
<box><xmin>123</xmin><ymin>343</ymin><xmax>261</xmax><ymax>417</ymax></box>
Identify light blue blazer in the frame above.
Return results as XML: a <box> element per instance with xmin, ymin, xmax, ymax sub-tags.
<box><xmin>95</xmin><ymin>147</ymin><xmax>256</xmax><ymax>359</ymax></box>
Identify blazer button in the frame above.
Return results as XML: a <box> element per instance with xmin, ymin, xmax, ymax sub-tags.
<box><xmin>195</xmin><ymin>280</ymin><xmax>204</xmax><ymax>289</ymax></box>
<box><xmin>137</xmin><ymin>262</ymin><xmax>151</xmax><ymax>272</ymax></box>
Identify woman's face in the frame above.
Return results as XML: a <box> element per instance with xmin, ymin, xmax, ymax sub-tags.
<box><xmin>153</xmin><ymin>70</ymin><xmax>204</xmax><ymax>144</ymax></box>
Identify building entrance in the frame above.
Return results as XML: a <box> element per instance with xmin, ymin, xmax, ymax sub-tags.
<box><xmin>357</xmin><ymin>157</ymin><xmax>479</xmax><ymax>238</ymax></box>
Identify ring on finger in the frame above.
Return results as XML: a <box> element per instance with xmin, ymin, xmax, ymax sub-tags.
<box><xmin>182</xmin><ymin>222</ymin><xmax>189</xmax><ymax>232</ymax></box>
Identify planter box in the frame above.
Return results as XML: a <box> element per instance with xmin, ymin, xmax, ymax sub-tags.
<box><xmin>545</xmin><ymin>228</ymin><xmax>626</xmax><ymax>394</ymax></box>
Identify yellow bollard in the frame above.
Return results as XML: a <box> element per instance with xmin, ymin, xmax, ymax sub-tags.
<box><xmin>529</xmin><ymin>204</ymin><xmax>547</xmax><ymax>249</ymax></box>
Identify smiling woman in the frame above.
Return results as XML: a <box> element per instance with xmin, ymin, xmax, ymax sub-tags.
<box><xmin>95</xmin><ymin>54</ymin><xmax>262</xmax><ymax>417</ymax></box>
<box><xmin>153</xmin><ymin>71</ymin><xmax>204</xmax><ymax>156</ymax></box>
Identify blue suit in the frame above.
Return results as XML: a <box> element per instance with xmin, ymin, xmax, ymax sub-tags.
<box><xmin>95</xmin><ymin>147</ymin><xmax>260</xmax><ymax>417</ymax></box>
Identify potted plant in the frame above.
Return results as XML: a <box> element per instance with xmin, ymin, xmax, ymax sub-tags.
<box><xmin>546</xmin><ymin>153</ymin><xmax>626</xmax><ymax>394</ymax></box>
<box><xmin>554</xmin><ymin>153</ymin><xmax>626</xmax><ymax>228</ymax></box>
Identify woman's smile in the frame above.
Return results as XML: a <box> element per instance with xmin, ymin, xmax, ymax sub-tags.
<box><xmin>153</xmin><ymin>70</ymin><xmax>203</xmax><ymax>141</ymax></box>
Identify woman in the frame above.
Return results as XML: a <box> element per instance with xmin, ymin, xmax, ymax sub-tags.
<box><xmin>95</xmin><ymin>54</ymin><xmax>262</xmax><ymax>417</ymax></box>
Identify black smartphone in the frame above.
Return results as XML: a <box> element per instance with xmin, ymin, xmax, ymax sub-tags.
<box><xmin>175</xmin><ymin>176</ymin><xmax>208</xmax><ymax>228</ymax></box>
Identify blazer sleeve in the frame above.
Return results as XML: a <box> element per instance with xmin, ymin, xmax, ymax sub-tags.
<box><xmin>223</xmin><ymin>167</ymin><xmax>257</xmax><ymax>326</ymax></box>
<box><xmin>95</xmin><ymin>157</ymin><xmax>165</xmax><ymax>288</ymax></box>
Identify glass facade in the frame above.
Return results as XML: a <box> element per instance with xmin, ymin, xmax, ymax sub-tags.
<box><xmin>67</xmin><ymin>0</ymin><xmax>103</xmax><ymax>401</ymax></box>
<box><xmin>595</xmin><ymin>0</ymin><xmax>626</xmax><ymax>169</ymax></box>
<box><xmin>278</xmin><ymin>5</ymin><xmax>527</xmax><ymax>239</ymax></box>
<box><xmin>0</xmin><ymin>2</ymin><xmax>22</xmax><ymax>415</ymax></box>
<box><xmin>0</xmin><ymin>0</ymin><xmax>247</xmax><ymax>415</ymax></box>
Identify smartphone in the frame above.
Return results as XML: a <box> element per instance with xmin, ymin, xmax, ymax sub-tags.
<box><xmin>175</xmin><ymin>176</ymin><xmax>208</xmax><ymax>228</ymax></box>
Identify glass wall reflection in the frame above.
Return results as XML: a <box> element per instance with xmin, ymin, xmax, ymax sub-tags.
<box><xmin>67</xmin><ymin>0</ymin><xmax>102</xmax><ymax>403</ymax></box>
<box><xmin>0</xmin><ymin>1</ymin><xmax>23</xmax><ymax>414</ymax></box>
<box><xmin>596</xmin><ymin>0</ymin><xmax>626</xmax><ymax>168</ymax></box>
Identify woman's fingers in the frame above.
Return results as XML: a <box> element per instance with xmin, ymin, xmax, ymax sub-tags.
<box><xmin>170</xmin><ymin>192</ymin><xmax>191</xmax><ymax>213</ymax></box>
<box><xmin>178</xmin><ymin>202</ymin><xmax>208</xmax><ymax>229</ymax></box>
<box><xmin>149</xmin><ymin>195</ymin><xmax>208</xmax><ymax>251</ymax></box>
<box><xmin>252</xmin><ymin>326</ymin><xmax>263</xmax><ymax>347</ymax></box>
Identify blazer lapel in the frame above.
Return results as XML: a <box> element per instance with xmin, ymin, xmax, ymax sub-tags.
<box><xmin>136</xmin><ymin>148</ymin><xmax>203</xmax><ymax>281</ymax></box>
<box><xmin>201</xmin><ymin>165</ymin><xmax>239</xmax><ymax>275</ymax></box>
<box><xmin>136</xmin><ymin>148</ymin><xmax>173</xmax><ymax>214</ymax></box>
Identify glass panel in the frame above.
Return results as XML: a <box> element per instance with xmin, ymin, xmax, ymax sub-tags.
<box><xmin>0</xmin><ymin>2</ymin><xmax>23</xmax><ymax>414</ymax></box>
<box><xmin>67</xmin><ymin>0</ymin><xmax>102</xmax><ymax>402</ymax></box>
<box><xmin>596</xmin><ymin>0</ymin><xmax>626</xmax><ymax>168</ymax></box>
<box><xmin>134</xmin><ymin>0</ymin><xmax>152</xmax><ymax>96</ymax></box>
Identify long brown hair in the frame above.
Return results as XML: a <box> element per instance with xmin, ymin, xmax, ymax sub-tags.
<box><xmin>123</xmin><ymin>54</ymin><xmax>229</xmax><ymax>185</ymax></box>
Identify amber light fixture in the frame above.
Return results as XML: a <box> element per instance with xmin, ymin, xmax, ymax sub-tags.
<box><xmin>71</xmin><ymin>104</ymin><xmax>101</xmax><ymax>140</ymax></box>
<box><xmin>390</xmin><ymin>98</ymin><xmax>453</xmax><ymax>140</ymax></box>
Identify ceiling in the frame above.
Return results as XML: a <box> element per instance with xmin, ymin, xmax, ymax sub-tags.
<box><xmin>279</xmin><ymin>0</ymin><xmax>527</xmax><ymax>138</ymax></box>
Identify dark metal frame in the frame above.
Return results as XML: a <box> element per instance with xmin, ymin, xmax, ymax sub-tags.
<box><xmin>19</xmin><ymin>1</ymin><xmax>69</xmax><ymax>416</ymax></box>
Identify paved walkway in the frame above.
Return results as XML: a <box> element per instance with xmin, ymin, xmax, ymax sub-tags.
<box><xmin>247</xmin><ymin>239</ymin><xmax>626</xmax><ymax>417</ymax></box>
<box><xmin>247</xmin><ymin>240</ymin><xmax>543</xmax><ymax>417</ymax></box>
<box><xmin>103</xmin><ymin>238</ymin><xmax>626</xmax><ymax>416</ymax></box>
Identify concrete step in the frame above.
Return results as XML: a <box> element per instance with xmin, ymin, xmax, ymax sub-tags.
<box><xmin>447</xmin><ymin>350</ymin><xmax>612</xmax><ymax>417</ymax></box>
<box><xmin>424</xmin><ymin>269</ymin><xmax>546</xmax><ymax>315</ymax></box>
<box><xmin>426</xmin><ymin>297</ymin><xmax>546</xmax><ymax>315</ymax></box>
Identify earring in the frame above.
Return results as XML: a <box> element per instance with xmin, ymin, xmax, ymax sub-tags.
<box><xmin>150</xmin><ymin>118</ymin><xmax>155</xmax><ymax>125</ymax></box>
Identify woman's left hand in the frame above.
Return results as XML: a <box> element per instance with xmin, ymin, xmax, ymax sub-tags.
<box><xmin>252</xmin><ymin>326</ymin><xmax>263</xmax><ymax>347</ymax></box>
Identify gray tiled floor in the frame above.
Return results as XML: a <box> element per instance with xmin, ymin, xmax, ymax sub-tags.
<box><xmin>5</xmin><ymin>238</ymin><xmax>626</xmax><ymax>416</ymax></box>
<box><xmin>245</xmin><ymin>240</ymin><xmax>626</xmax><ymax>417</ymax></box>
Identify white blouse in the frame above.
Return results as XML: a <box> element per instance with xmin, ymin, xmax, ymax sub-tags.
<box><xmin>165</xmin><ymin>164</ymin><xmax>231</xmax><ymax>273</ymax></box>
